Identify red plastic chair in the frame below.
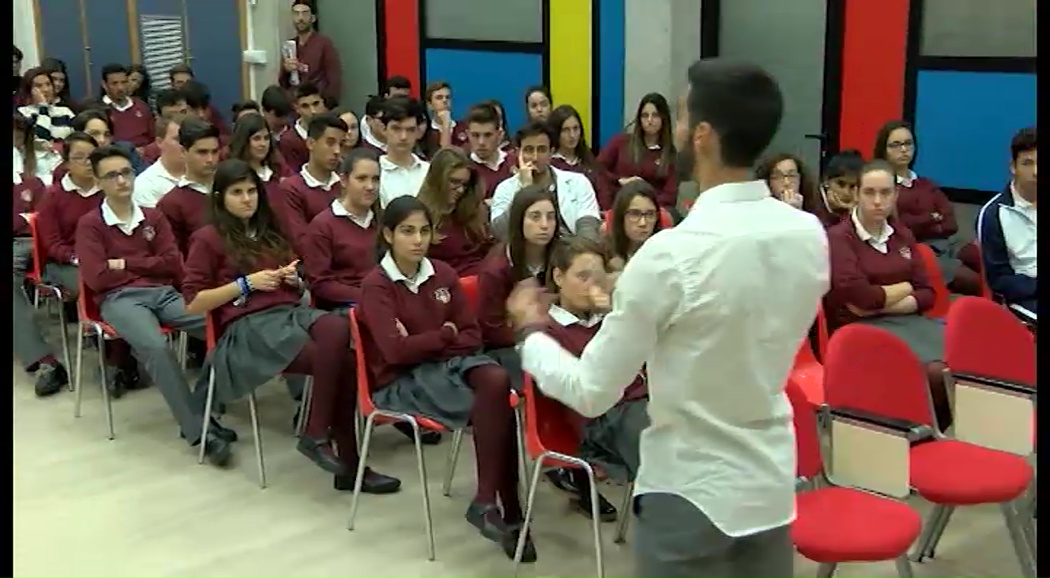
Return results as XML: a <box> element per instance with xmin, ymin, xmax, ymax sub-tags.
<box><xmin>73</xmin><ymin>276</ymin><xmax>185</xmax><ymax>440</ymax></box>
<box><xmin>787</xmin><ymin>379</ymin><xmax>922</xmax><ymax>577</ymax></box>
<box><xmin>459</xmin><ymin>275</ymin><xmax>479</xmax><ymax>311</ymax></box>
<box><xmin>24</xmin><ymin>212</ymin><xmax>72</xmax><ymax>379</ymax></box>
<box><xmin>790</xmin><ymin>305</ymin><xmax>830</xmax><ymax>407</ymax></box>
<box><xmin>967</xmin><ymin>245</ymin><xmax>994</xmax><ymax>300</ymax></box>
<box><xmin>913</xmin><ymin>243</ymin><xmax>952</xmax><ymax>319</ymax></box>
<box><xmin>823</xmin><ymin>324</ymin><xmax>1035</xmax><ymax>575</ymax></box>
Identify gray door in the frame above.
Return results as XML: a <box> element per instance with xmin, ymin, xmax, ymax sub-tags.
<box><xmin>314</xmin><ymin>0</ymin><xmax>379</xmax><ymax>111</ymax></box>
<box><xmin>719</xmin><ymin>0</ymin><xmax>827</xmax><ymax>173</ymax></box>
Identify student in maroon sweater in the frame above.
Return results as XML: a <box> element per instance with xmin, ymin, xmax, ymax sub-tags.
<box><xmin>157</xmin><ymin>118</ymin><xmax>220</xmax><ymax>256</ymax></box>
<box><xmin>279</xmin><ymin>0</ymin><xmax>343</xmax><ymax>103</ymax></box>
<box><xmin>874</xmin><ymin>120</ymin><xmax>982</xmax><ymax>296</ymax></box>
<box><xmin>548</xmin><ymin>105</ymin><xmax>610</xmax><ymax>208</ymax></box>
<box><xmin>524</xmin><ymin>86</ymin><xmax>552</xmax><ymax>125</ymax></box>
<box><xmin>272</xmin><ymin>113</ymin><xmax>345</xmax><ymax>254</ymax></box>
<box><xmin>74</xmin><ymin>144</ymin><xmax>233</xmax><ymax>465</ymax></box>
<box><xmin>465</xmin><ymin>104</ymin><xmax>514</xmax><ymax>199</ymax></box>
<box><xmin>826</xmin><ymin>161</ymin><xmax>952</xmax><ymax>428</ymax></box>
<box><xmin>139</xmin><ymin>88</ymin><xmax>189</xmax><ymax>165</ymax></box>
<box><xmin>358</xmin><ymin>196</ymin><xmax>533</xmax><ymax>561</ymax></box>
<box><xmin>606</xmin><ymin>180</ymin><xmax>664</xmax><ymax>265</ymax></box>
<box><xmin>598</xmin><ymin>93</ymin><xmax>678</xmax><ymax>209</ymax></box>
<box><xmin>227</xmin><ymin>113</ymin><xmax>292</xmax><ymax>196</ymax></box>
<box><xmin>96</xmin><ymin>63</ymin><xmax>153</xmax><ymax>150</ymax></box>
<box><xmin>181</xmin><ymin>159</ymin><xmax>400</xmax><ymax>492</ymax></box>
<box><xmin>279</xmin><ymin>83</ymin><xmax>328</xmax><ymax>172</ymax></box>
<box><xmin>419</xmin><ymin>81</ymin><xmax>469</xmax><ymax>157</ymax></box>
<box><xmin>755</xmin><ymin>152</ymin><xmax>818</xmax><ymax>212</ymax></box>
<box><xmin>335</xmin><ymin>108</ymin><xmax>360</xmax><ymax>155</ymax></box>
<box><xmin>180</xmin><ymin>79</ymin><xmax>230</xmax><ymax>138</ymax></box>
<box><xmin>812</xmin><ymin>149</ymin><xmax>863</xmax><ymax>229</ymax></box>
<box><xmin>417</xmin><ymin>148</ymin><xmax>495</xmax><ymax>275</ymax></box>
<box><xmin>54</xmin><ymin>110</ymin><xmax>148</xmax><ymax>184</ymax></box>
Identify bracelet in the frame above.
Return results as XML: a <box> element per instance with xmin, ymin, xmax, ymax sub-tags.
<box><xmin>236</xmin><ymin>276</ymin><xmax>251</xmax><ymax>297</ymax></box>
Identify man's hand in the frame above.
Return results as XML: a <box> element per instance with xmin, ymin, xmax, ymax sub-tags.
<box><xmin>507</xmin><ymin>278</ymin><xmax>549</xmax><ymax>329</ymax></box>
<box><xmin>282</xmin><ymin>58</ymin><xmax>299</xmax><ymax>73</ymax></box>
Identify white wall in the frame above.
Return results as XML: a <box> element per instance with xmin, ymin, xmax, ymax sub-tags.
<box><xmin>243</xmin><ymin>0</ymin><xmax>290</xmax><ymax>99</ymax></box>
<box><xmin>13</xmin><ymin>0</ymin><xmax>40</xmax><ymax>69</ymax></box>
<box><xmin>623</xmin><ymin>0</ymin><xmax>702</xmax><ymax>124</ymax></box>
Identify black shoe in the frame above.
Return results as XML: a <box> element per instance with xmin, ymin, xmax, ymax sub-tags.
<box><xmin>465</xmin><ymin>501</ymin><xmax>511</xmax><ymax>543</ymax></box>
<box><xmin>333</xmin><ymin>468</ymin><xmax>402</xmax><ymax>493</ymax></box>
<box><xmin>393</xmin><ymin>421</ymin><xmax>443</xmax><ymax>445</ymax></box>
<box><xmin>570</xmin><ymin>469</ymin><xmax>618</xmax><ymax>522</ymax></box>
<box><xmin>182</xmin><ymin>420</ymin><xmax>239</xmax><ymax>444</ymax></box>
<box><xmin>124</xmin><ymin>363</ymin><xmax>149</xmax><ymax>391</ymax></box>
<box><xmin>105</xmin><ymin>366</ymin><xmax>128</xmax><ymax>400</ymax></box>
<box><xmin>34</xmin><ymin>362</ymin><xmax>68</xmax><ymax>397</ymax></box>
<box><xmin>25</xmin><ymin>361</ymin><xmax>40</xmax><ymax>373</ymax></box>
<box><xmin>62</xmin><ymin>301</ymin><xmax>78</xmax><ymax>324</ymax></box>
<box><xmin>501</xmin><ymin>524</ymin><xmax>538</xmax><ymax>563</ymax></box>
<box><xmin>203</xmin><ymin>434</ymin><xmax>233</xmax><ymax>468</ymax></box>
<box><xmin>296</xmin><ymin>436</ymin><xmax>347</xmax><ymax>476</ymax></box>
<box><xmin>544</xmin><ymin>467</ymin><xmax>579</xmax><ymax>496</ymax></box>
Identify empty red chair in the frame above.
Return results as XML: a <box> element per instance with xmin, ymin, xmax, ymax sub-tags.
<box><xmin>913</xmin><ymin>243</ymin><xmax>952</xmax><ymax>319</ymax></box>
<box><xmin>945</xmin><ymin>296</ymin><xmax>1035</xmax><ymax>386</ymax></box>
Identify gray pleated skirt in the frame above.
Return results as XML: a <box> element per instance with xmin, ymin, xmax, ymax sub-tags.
<box><xmin>484</xmin><ymin>346</ymin><xmax>524</xmax><ymax>391</ymax></box>
<box><xmin>857</xmin><ymin>315</ymin><xmax>946</xmax><ymax>363</ymax></box>
<box><xmin>197</xmin><ymin>304</ymin><xmax>325</xmax><ymax>403</ymax></box>
<box><xmin>43</xmin><ymin>262</ymin><xmax>79</xmax><ymax>295</ymax></box>
<box><xmin>372</xmin><ymin>354</ymin><xmax>498</xmax><ymax>430</ymax></box>
<box><xmin>924</xmin><ymin>238</ymin><xmax>965</xmax><ymax>284</ymax></box>
<box><xmin>579</xmin><ymin>399</ymin><xmax>649</xmax><ymax>484</ymax></box>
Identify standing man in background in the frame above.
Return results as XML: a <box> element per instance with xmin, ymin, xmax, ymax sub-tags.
<box><xmin>507</xmin><ymin>59</ymin><xmax>830</xmax><ymax>577</ymax></box>
<box><xmin>280</xmin><ymin>0</ymin><xmax>342</xmax><ymax>104</ymax></box>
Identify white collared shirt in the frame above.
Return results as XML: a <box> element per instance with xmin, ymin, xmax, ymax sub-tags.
<box><xmin>490</xmin><ymin>166</ymin><xmax>601</xmax><ymax>233</ymax></box>
<box><xmin>361</xmin><ymin>119</ymin><xmax>389</xmax><ymax>152</ymax></box>
<box><xmin>256</xmin><ymin>165</ymin><xmax>275</xmax><ymax>183</ymax></box>
<box><xmin>851</xmin><ymin>208</ymin><xmax>894</xmax><ymax>254</ymax></box>
<box><xmin>379</xmin><ymin>154</ymin><xmax>430</xmax><ymax>208</ymax></box>
<box><xmin>61</xmin><ymin>173</ymin><xmax>101</xmax><ymax>198</ymax></box>
<box><xmin>101</xmin><ymin>200</ymin><xmax>146</xmax><ymax>235</ymax></box>
<box><xmin>895</xmin><ymin>169</ymin><xmax>918</xmax><ymax>188</ymax></box>
<box><xmin>176</xmin><ymin>176</ymin><xmax>210</xmax><ymax>195</ymax></box>
<box><xmin>380</xmin><ymin>252</ymin><xmax>435</xmax><ymax>294</ymax></box>
<box><xmin>294</xmin><ymin>120</ymin><xmax>308</xmax><ymax>141</ymax></box>
<box><xmin>471</xmin><ymin>149</ymin><xmax>508</xmax><ymax>171</ymax></box>
<box><xmin>520</xmin><ymin>180</ymin><xmax>829</xmax><ymax>538</ymax></box>
<box><xmin>551</xmin><ymin>151</ymin><xmax>580</xmax><ymax>166</ymax></box>
<box><xmin>330</xmin><ymin>198</ymin><xmax>374</xmax><ymax>228</ymax></box>
<box><xmin>300</xmin><ymin>166</ymin><xmax>340</xmax><ymax>191</ymax></box>
<box><xmin>548</xmin><ymin>304</ymin><xmax>604</xmax><ymax>328</ymax></box>
<box><xmin>102</xmin><ymin>95</ymin><xmax>134</xmax><ymax>113</ymax></box>
<box><xmin>1010</xmin><ymin>182</ymin><xmax>1037</xmax><ymax>226</ymax></box>
<box><xmin>133</xmin><ymin>159</ymin><xmax>181</xmax><ymax>208</ymax></box>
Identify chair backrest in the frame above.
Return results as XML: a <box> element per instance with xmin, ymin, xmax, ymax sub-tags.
<box><xmin>204</xmin><ymin>310</ymin><xmax>219</xmax><ymax>351</ymax></box>
<box><xmin>786</xmin><ymin>378</ymin><xmax>823</xmax><ymax>479</ymax></box>
<box><xmin>815</xmin><ymin>304</ymin><xmax>830</xmax><ymax>361</ymax></box>
<box><xmin>24</xmin><ymin>212</ymin><xmax>44</xmax><ymax>283</ymax></box>
<box><xmin>823</xmin><ymin>324</ymin><xmax>936</xmax><ymax>427</ymax></box>
<box><xmin>76</xmin><ymin>274</ymin><xmax>103</xmax><ymax>324</ymax></box>
<box><xmin>945</xmin><ymin>296</ymin><xmax>1036</xmax><ymax>386</ymax></box>
<box><xmin>459</xmin><ymin>275</ymin><xmax>479</xmax><ymax>311</ymax></box>
<box><xmin>522</xmin><ymin>373</ymin><xmax>584</xmax><ymax>459</ymax></box>
<box><xmin>348</xmin><ymin>308</ymin><xmax>379</xmax><ymax>416</ymax></box>
<box><xmin>913</xmin><ymin>242</ymin><xmax>951</xmax><ymax>319</ymax></box>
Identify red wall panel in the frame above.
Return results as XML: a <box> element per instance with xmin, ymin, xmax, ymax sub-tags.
<box><xmin>382</xmin><ymin>0</ymin><xmax>421</xmax><ymax>96</ymax></box>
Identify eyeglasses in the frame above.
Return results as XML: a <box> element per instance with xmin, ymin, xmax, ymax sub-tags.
<box><xmin>448</xmin><ymin>177</ymin><xmax>471</xmax><ymax>189</ymax></box>
<box><xmin>98</xmin><ymin>168</ymin><xmax>135</xmax><ymax>182</ymax></box>
<box><xmin>771</xmin><ymin>171</ymin><xmax>800</xmax><ymax>181</ymax></box>
<box><xmin>887</xmin><ymin>140</ymin><xmax>914</xmax><ymax>150</ymax></box>
<box><xmin>625</xmin><ymin>209</ymin><xmax>658</xmax><ymax>222</ymax></box>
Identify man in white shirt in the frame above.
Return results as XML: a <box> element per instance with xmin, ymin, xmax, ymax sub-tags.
<box><xmin>378</xmin><ymin>97</ymin><xmax>429</xmax><ymax>208</ymax></box>
<box><xmin>132</xmin><ymin>116</ymin><xmax>184</xmax><ymax>208</ymax></box>
<box><xmin>507</xmin><ymin>59</ymin><xmax>830</xmax><ymax>577</ymax></box>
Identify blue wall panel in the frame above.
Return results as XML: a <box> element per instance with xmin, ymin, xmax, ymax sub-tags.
<box><xmin>424</xmin><ymin>48</ymin><xmax>543</xmax><ymax>136</ymax></box>
<box><xmin>83</xmin><ymin>0</ymin><xmax>133</xmax><ymax>96</ymax></box>
<box><xmin>913</xmin><ymin>70</ymin><xmax>1037</xmax><ymax>192</ymax></box>
<box><xmin>37</xmin><ymin>0</ymin><xmax>89</xmax><ymax>100</ymax></box>
<box><xmin>597</xmin><ymin>0</ymin><xmax>625</xmax><ymax>149</ymax></box>
<box><xmin>184</xmin><ymin>0</ymin><xmax>244</xmax><ymax>119</ymax></box>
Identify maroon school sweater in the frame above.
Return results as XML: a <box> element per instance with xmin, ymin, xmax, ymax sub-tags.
<box><xmin>182</xmin><ymin>225</ymin><xmax>302</xmax><ymax>331</ymax></box>
<box><xmin>471</xmin><ymin>151</ymin><xmax>515</xmax><ymax>199</ymax></box>
<box><xmin>895</xmin><ymin>176</ymin><xmax>958</xmax><ymax>242</ymax></box>
<box><xmin>75</xmin><ymin>206</ymin><xmax>182</xmax><ymax>303</ymax></box>
<box><xmin>476</xmin><ymin>245</ymin><xmax>517</xmax><ymax>350</ymax></box>
<box><xmin>277</xmin><ymin>32</ymin><xmax>343</xmax><ymax>102</ymax></box>
<box><xmin>36</xmin><ymin>179</ymin><xmax>104</xmax><ymax>263</ymax></box>
<box><xmin>826</xmin><ymin>219</ymin><xmax>935</xmax><ymax>330</ymax></box>
<box><xmin>422</xmin><ymin>122</ymin><xmax>470</xmax><ymax>156</ymax></box>
<box><xmin>428</xmin><ymin>217</ymin><xmax>494</xmax><ymax>276</ymax></box>
<box><xmin>278</xmin><ymin>126</ymin><xmax>309</xmax><ymax>173</ymax></box>
<box><xmin>597</xmin><ymin>133</ymin><xmax>678</xmax><ymax>209</ymax></box>
<box><xmin>272</xmin><ymin>172</ymin><xmax>343</xmax><ymax>255</ymax></box>
<box><xmin>107</xmin><ymin>98</ymin><xmax>154</xmax><ymax>148</ymax></box>
<box><xmin>13</xmin><ymin>175</ymin><xmax>46</xmax><ymax>236</ymax></box>
<box><xmin>141</xmin><ymin>142</ymin><xmax>161</xmax><ymax>165</ymax></box>
<box><xmin>551</xmin><ymin>156</ymin><xmax>612</xmax><ymax>211</ymax></box>
<box><xmin>810</xmin><ymin>190</ymin><xmax>850</xmax><ymax>229</ymax></box>
<box><xmin>359</xmin><ymin>258</ymin><xmax>482</xmax><ymax>387</ymax></box>
<box><xmin>302</xmin><ymin>205</ymin><xmax>376</xmax><ymax>308</ymax></box>
<box><xmin>157</xmin><ymin>183</ymin><xmax>210</xmax><ymax>256</ymax></box>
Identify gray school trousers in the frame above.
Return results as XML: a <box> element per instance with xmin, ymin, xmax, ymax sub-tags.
<box><xmin>99</xmin><ymin>286</ymin><xmax>208</xmax><ymax>443</ymax></box>
<box><xmin>634</xmin><ymin>493</ymin><xmax>794</xmax><ymax>577</ymax></box>
<box><xmin>13</xmin><ymin>238</ymin><xmax>55</xmax><ymax>368</ymax></box>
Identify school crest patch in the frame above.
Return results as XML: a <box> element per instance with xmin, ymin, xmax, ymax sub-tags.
<box><xmin>20</xmin><ymin>189</ymin><xmax>32</xmax><ymax>202</ymax></box>
<box><xmin>899</xmin><ymin>246</ymin><xmax>911</xmax><ymax>260</ymax></box>
<box><xmin>142</xmin><ymin>225</ymin><xmax>155</xmax><ymax>241</ymax></box>
<box><xmin>433</xmin><ymin>287</ymin><xmax>451</xmax><ymax>304</ymax></box>
<box><xmin>134</xmin><ymin>110</ymin><xmax>143</xmax><ymax>118</ymax></box>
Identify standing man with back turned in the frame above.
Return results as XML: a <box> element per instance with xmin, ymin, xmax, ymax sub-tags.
<box><xmin>507</xmin><ymin>59</ymin><xmax>830</xmax><ymax>577</ymax></box>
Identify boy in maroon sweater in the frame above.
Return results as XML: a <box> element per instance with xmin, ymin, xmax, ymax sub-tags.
<box><xmin>97</xmin><ymin>63</ymin><xmax>154</xmax><ymax>150</ymax></box>
<box><xmin>279</xmin><ymin>83</ymin><xmax>328</xmax><ymax>172</ymax></box>
<box><xmin>279</xmin><ymin>0</ymin><xmax>343</xmax><ymax>103</ymax></box>
<box><xmin>76</xmin><ymin>145</ymin><xmax>234</xmax><ymax>464</ymax></box>
<box><xmin>465</xmin><ymin>105</ymin><xmax>514</xmax><ymax>199</ymax></box>
<box><xmin>157</xmin><ymin>118</ymin><xmax>220</xmax><ymax>256</ymax></box>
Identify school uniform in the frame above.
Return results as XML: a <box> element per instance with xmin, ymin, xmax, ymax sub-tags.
<box><xmin>12</xmin><ymin>172</ymin><xmax>56</xmax><ymax>369</ymax></box>
<box><xmin>278</xmin><ymin>121</ymin><xmax>310</xmax><ymax>172</ymax></box>
<box><xmin>102</xmin><ymin>96</ymin><xmax>154</xmax><ymax>148</ymax></box>
<box><xmin>421</xmin><ymin>119</ymin><xmax>470</xmax><ymax>157</ymax></box>
<box><xmin>826</xmin><ymin>210</ymin><xmax>944</xmax><ymax>362</ymax></box>
<box><xmin>358</xmin><ymin>255</ymin><xmax>498</xmax><ymax>430</ymax></box>
<box><xmin>132</xmin><ymin>158</ymin><xmax>181</xmax><ymax>209</ymax></box>
<box><xmin>551</xmin><ymin>154</ymin><xmax>612</xmax><ymax>211</ymax></box>
<box><xmin>359</xmin><ymin>121</ymin><xmax>387</xmax><ymax>156</ymax></box>
<box><xmin>302</xmin><ymin>200</ymin><xmax>376</xmax><ymax>310</ymax></box>
<box><xmin>811</xmin><ymin>186</ymin><xmax>850</xmax><ymax>229</ymax></box>
<box><xmin>156</xmin><ymin>178</ymin><xmax>210</xmax><ymax>256</ymax></box>
<box><xmin>490</xmin><ymin>166</ymin><xmax>601</xmax><ymax>237</ymax></box>
<box><xmin>182</xmin><ymin>225</ymin><xmax>324</xmax><ymax>403</ymax></box>
<box><xmin>596</xmin><ymin>133</ymin><xmax>678</xmax><ymax>209</ymax></box>
<box><xmin>428</xmin><ymin>215</ymin><xmax>494</xmax><ymax>276</ymax></box>
<box><xmin>272</xmin><ymin>167</ymin><xmax>342</xmax><ymax>255</ymax></box>
<box><xmin>141</xmin><ymin>142</ymin><xmax>161</xmax><ymax>165</ymax></box>
<box><xmin>475</xmin><ymin>244</ymin><xmax>542</xmax><ymax>388</ymax></box>
<box><xmin>75</xmin><ymin>202</ymin><xmax>211</xmax><ymax>443</ymax></box>
<box><xmin>378</xmin><ymin>154</ymin><xmax>429</xmax><ymax>208</ymax></box>
<box><xmin>894</xmin><ymin>171</ymin><xmax>974</xmax><ymax>282</ymax></box>
<box><xmin>36</xmin><ymin>173</ymin><xmax>103</xmax><ymax>294</ymax></box>
<box><xmin>470</xmin><ymin>150</ymin><xmax>514</xmax><ymax>199</ymax></box>
<box><xmin>277</xmin><ymin>32</ymin><xmax>343</xmax><ymax>102</ymax></box>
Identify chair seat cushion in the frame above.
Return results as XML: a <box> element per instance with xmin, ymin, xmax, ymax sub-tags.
<box><xmin>909</xmin><ymin>439</ymin><xmax>1032</xmax><ymax>505</ymax></box>
<box><xmin>793</xmin><ymin>486</ymin><xmax>921</xmax><ymax>563</ymax></box>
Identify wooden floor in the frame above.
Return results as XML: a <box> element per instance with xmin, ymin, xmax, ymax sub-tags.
<box><xmin>12</xmin><ymin>326</ymin><xmax>1032</xmax><ymax>577</ymax></box>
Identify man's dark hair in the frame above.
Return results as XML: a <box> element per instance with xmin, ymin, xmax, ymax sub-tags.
<box><xmin>307</xmin><ymin>112</ymin><xmax>348</xmax><ymax>140</ymax></box>
<box><xmin>88</xmin><ymin>144</ymin><xmax>131</xmax><ymax>175</ymax></box>
<box><xmin>1011</xmin><ymin>127</ymin><xmax>1037</xmax><ymax>162</ymax></box>
<box><xmin>62</xmin><ymin>131</ymin><xmax>100</xmax><ymax>162</ymax></box>
<box><xmin>514</xmin><ymin>120</ymin><xmax>555</xmax><ymax>147</ymax></box>
<box><xmin>169</xmin><ymin>63</ymin><xmax>194</xmax><ymax>81</ymax></box>
<box><xmin>292</xmin><ymin>0</ymin><xmax>315</xmax><ymax>12</ymax></box>
<box><xmin>685</xmin><ymin>59</ymin><xmax>783</xmax><ymax>168</ymax></box>
<box><xmin>181</xmin><ymin>80</ymin><xmax>211</xmax><ymax>109</ymax></box>
<box><xmin>154</xmin><ymin>88</ymin><xmax>185</xmax><ymax>113</ymax></box>
<box><xmin>178</xmin><ymin>116</ymin><xmax>220</xmax><ymax>149</ymax></box>
<box><xmin>100</xmin><ymin>63</ymin><xmax>127</xmax><ymax>83</ymax></box>
<box><xmin>13</xmin><ymin>45</ymin><xmax>23</xmax><ymax>62</ymax></box>
<box><xmin>466</xmin><ymin>104</ymin><xmax>500</xmax><ymax>128</ymax></box>
<box><xmin>260</xmin><ymin>84</ymin><xmax>293</xmax><ymax>117</ymax></box>
<box><xmin>381</xmin><ymin>97</ymin><xmax>421</xmax><ymax>127</ymax></box>
<box><xmin>295</xmin><ymin>82</ymin><xmax>321</xmax><ymax>102</ymax></box>
<box><xmin>232</xmin><ymin>100</ymin><xmax>260</xmax><ymax>116</ymax></box>
<box><xmin>365</xmin><ymin>94</ymin><xmax>386</xmax><ymax>118</ymax></box>
<box><xmin>384</xmin><ymin>75</ymin><xmax>411</xmax><ymax>94</ymax></box>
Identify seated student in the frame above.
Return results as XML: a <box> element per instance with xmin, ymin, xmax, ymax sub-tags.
<box><xmin>74</xmin><ymin>144</ymin><xmax>233</xmax><ymax>465</ymax></box>
<box><xmin>279</xmin><ymin>83</ymin><xmax>328</xmax><ymax>171</ymax></box>
<box><xmin>978</xmin><ymin>127</ymin><xmax>1037</xmax><ymax>319</ymax></box>
<box><xmin>523</xmin><ymin>86</ymin><xmax>552</xmax><ymax>125</ymax></box>
<box><xmin>231</xmin><ymin>100</ymin><xmax>260</xmax><ymax>123</ymax></box>
<box><xmin>13</xmin><ymin>110</ymin><xmax>62</xmax><ymax>186</ymax></box>
<box><xmin>377</xmin><ymin>97</ymin><xmax>430</xmax><ymax>208</ymax></box>
<box><xmin>228</xmin><ymin>113</ymin><xmax>292</xmax><ymax>189</ymax></box>
<box><xmin>490</xmin><ymin>121</ymin><xmax>602</xmax><ymax>241</ymax></box>
<box><xmin>272</xmin><ymin>113</ymin><xmax>346</xmax><ymax>254</ymax></box>
<box><xmin>548</xmin><ymin>105</ymin><xmax>610</xmax><ymax>208</ymax></box>
<box><xmin>606</xmin><ymin>180</ymin><xmax>663</xmax><ymax>265</ymax></box>
<box><xmin>53</xmin><ymin>110</ymin><xmax>147</xmax><ymax>183</ymax></box>
<box><xmin>260</xmin><ymin>84</ymin><xmax>293</xmax><ymax>146</ymax></box>
<box><xmin>359</xmin><ymin>95</ymin><xmax>388</xmax><ymax>155</ymax></box>
<box><xmin>420</xmin><ymin>81</ymin><xmax>469</xmax><ymax>156</ymax></box>
<box><xmin>181</xmin><ymin>159</ymin><xmax>400</xmax><ymax>491</ymax></box>
<box><xmin>812</xmin><ymin>149</ymin><xmax>863</xmax><ymax>229</ymax></box>
<box><xmin>597</xmin><ymin>93</ymin><xmax>678</xmax><ymax>209</ymax></box>
<box><xmin>417</xmin><ymin>148</ymin><xmax>495</xmax><ymax>275</ymax></box>
<box><xmin>464</xmin><ymin>104</ymin><xmax>513</xmax><ymax>199</ymax></box>
<box><xmin>756</xmin><ymin>152</ymin><xmax>818</xmax><ymax>212</ymax></box>
<box><xmin>131</xmin><ymin>115</ymin><xmax>184</xmax><ymax>209</ymax></box>
<box><xmin>13</xmin><ymin>118</ymin><xmax>69</xmax><ymax>396</ymax></box>
<box><xmin>94</xmin><ymin>64</ymin><xmax>154</xmax><ymax>150</ymax></box>
<box><xmin>358</xmin><ymin>196</ymin><xmax>533</xmax><ymax>560</ymax></box>
<box><xmin>140</xmin><ymin>88</ymin><xmax>189</xmax><ymax>165</ymax></box>
<box><xmin>826</xmin><ymin>160</ymin><xmax>952</xmax><ymax>428</ymax></box>
<box><xmin>874</xmin><ymin>120</ymin><xmax>982</xmax><ymax>296</ymax></box>
<box><xmin>181</xmin><ymin>79</ymin><xmax>229</xmax><ymax>137</ymax></box>
<box><xmin>334</xmin><ymin>108</ymin><xmax>361</xmax><ymax>155</ymax></box>
<box><xmin>17</xmin><ymin>66</ymin><xmax>75</xmax><ymax>143</ymax></box>
<box><xmin>540</xmin><ymin>235</ymin><xmax>650</xmax><ymax>521</ymax></box>
<box><xmin>157</xmin><ymin>117</ymin><xmax>220</xmax><ymax>256</ymax></box>
<box><xmin>383</xmin><ymin>75</ymin><xmax>412</xmax><ymax>99</ymax></box>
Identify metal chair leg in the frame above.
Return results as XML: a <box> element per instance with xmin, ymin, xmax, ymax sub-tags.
<box><xmin>513</xmin><ymin>453</ymin><xmax>548</xmax><ymax>577</ymax></box>
<box><xmin>613</xmin><ymin>482</ymin><xmax>634</xmax><ymax>543</ymax></box>
<box><xmin>247</xmin><ymin>392</ymin><xmax>266</xmax><ymax>489</ymax></box>
<box><xmin>97</xmin><ymin>329</ymin><xmax>114</xmax><ymax>440</ymax></box>
<box><xmin>348</xmin><ymin>413</ymin><xmax>378</xmax><ymax>530</ymax></box>
<box><xmin>910</xmin><ymin>504</ymin><xmax>947</xmax><ymax>562</ymax></box>
<box><xmin>295</xmin><ymin>377</ymin><xmax>314</xmax><ymax>438</ymax></box>
<box><xmin>408</xmin><ymin>417</ymin><xmax>436</xmax><ymax>561</ymax></box>
<box><xmin>52</xmin><ymin>288</ymin><xmax>72</xmax><ymax>391</ymax></box>
<box><xmin>923</xmin><ymin>505</ymin><xmax>955</xmax><ymax>559</ymax></box>
<box><xmin>443</xmin><ymin>428</ymin><xmax>465</xmax><ymax>497</ymax></box>
<box><xmin>1002</xmin><ymin>502</ymin><xmax>1037</xmax><ymax>577</ymax></box>
<box><xmin>582</xmin><ymin>463</ymin><xmax>605</xmax><ymax>578</ymax></box>
<box><xmin>197</xmin><ymin>369</ymin><xmax>217</xmax><ymax>464</ymax></box>
<box><xmin>816</xmin><ymin>562</ymin><xmax>837</xmax><ymax>578</ymax></box>
<box><xmin>73</xmin><ymin>321</ymin><xmax>85</xmax><ymax>418</ymax></box>
<box><xmin>894</xmin><ymin>555</ymin><xmax>914</xmax><ymax>577</ymax></box>
<box><xmin>514</xmin><ymin>405</ymin><xmax>528</xmax><ymax>498</ymax></box>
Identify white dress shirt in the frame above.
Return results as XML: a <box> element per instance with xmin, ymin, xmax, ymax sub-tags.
<box><xmin>520</xmin><ymin>180</ymin><xmax>829</xmax><ymax>537</ymax></box>
<box><xmin>851</xmin><ymin>208</ymin><xmax>894</xmax><ymax>254</ymax></box>
<box><xmin>132</xmin><ymin>159</ymin><xmax>181</xmax><ymax>208</ymax></box>
<box><xmin>489</xmin><ymin>166</ymin><xmax>601</xmax><ymax>234</ymax></box>
<box><xmin>379</xmin><ymin>154</ymin><xmax>429</xmax><ymax>208</ymax></box>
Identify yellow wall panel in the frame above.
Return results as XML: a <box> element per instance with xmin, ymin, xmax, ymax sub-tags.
<box><xmin>548</xmin><ymin>0</ymin><xmax>593</xmax><ymax>138</ymax></box>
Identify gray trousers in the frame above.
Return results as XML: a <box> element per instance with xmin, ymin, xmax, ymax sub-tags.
<box><xmin>43</xmin><ymin>262</ymin><xmax>80</xmax><ymax>298</ymax></box>
<box><xmin>13</xmin><ymin>239</ymin><xmax>55</xmax><ymax>368</ymax></box>
<box><xmin>634</xmin><ymin>493</ymin><xmax>793</xmax><ymax>577</ymax></box>
<box><xmin>99</xmin><ymin>286</ymin><xmax>208</xmax><ymax>443</ymax></box>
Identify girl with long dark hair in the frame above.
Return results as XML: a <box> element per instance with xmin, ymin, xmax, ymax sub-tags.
<box><xmin>598</xmin><ymin>93</ymin><xmax>678</xmax><ymax>209</ymax></box>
